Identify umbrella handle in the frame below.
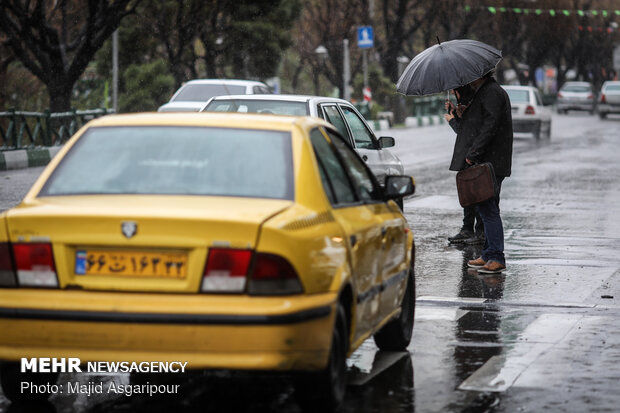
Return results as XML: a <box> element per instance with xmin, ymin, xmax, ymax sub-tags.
<box><xmin>445</xmin><ymin>91</ymin><xmax>453</xmax><ymax>113</ymax></box>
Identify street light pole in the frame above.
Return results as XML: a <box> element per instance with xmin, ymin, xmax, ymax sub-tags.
<box><xmin>363</xmin><ymin>49</ymin><xmax>368</xmax><ymax>90</ymax></box>
<box><xmin>314</xmin><ymin>45</ymin><xmax>328</xmax><ymax>96</ymax></box>
<box><xmin>343</xmin><ymin>39</ymin><xmax>351</xmax><ymax>101</ymax></box>
<box><xmin>112</xmin><ymin>30</ymin><xmax>119</xmax><ymax>112</ymax></box>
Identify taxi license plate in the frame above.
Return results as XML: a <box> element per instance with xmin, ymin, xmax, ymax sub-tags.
<box><xmin>75</xmin><ymin>249</ymin><xmax>188</xmax><ymax>279</ymax></box>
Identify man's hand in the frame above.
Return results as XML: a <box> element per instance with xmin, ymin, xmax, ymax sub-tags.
<box><xmin>444</xmin><ymin>112</ymin><xmax>455</xmax><ymax>122</ymax></box>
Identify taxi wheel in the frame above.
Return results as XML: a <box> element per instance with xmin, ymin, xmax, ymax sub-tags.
<box><xmin>295</xmin><ymin>304</ymin><xmax>348</xmax><ymax>412</ymax></box>
<box><xmin>0</xmin><ymin>362</ymin><xmax>59</xmax><ymax>401</ymax></box>
<box><xmin>373</xmin><ymin>272</ymin><xmax>415</xmax><ymax>351</ymax></box>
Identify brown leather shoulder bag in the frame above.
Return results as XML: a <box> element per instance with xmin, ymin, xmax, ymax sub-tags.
<box><xmin>456</xmin><ymin>162</ymin><xmax>496</xmax><ymax>207</ymax></box>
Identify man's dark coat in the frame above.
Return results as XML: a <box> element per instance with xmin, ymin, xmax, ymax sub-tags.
<box><xmin>448</xmin><ymin>78</ymin><xmax>514</xmax><ymax>177</ymax></box>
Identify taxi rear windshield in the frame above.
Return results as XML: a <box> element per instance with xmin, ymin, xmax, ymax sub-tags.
<box><xmin>40</xmin><ymin>126</ymin><xmax>294</xmax><ymax>200</ymax></box>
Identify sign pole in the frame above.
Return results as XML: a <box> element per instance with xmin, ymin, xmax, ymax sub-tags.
<box><xmin>112</xmin><ymin>30</ymin><xmax>119</xmax><ymax>112</ymax></box>
<box><xmin>363</xmin><ymin>49</ymin><xmax>368</xmax><ymax>90</ymax></box>
<box><xmin>343</xmin><ymin>39</ymin><xmax>351</xmax><ymax>101</ymax></box>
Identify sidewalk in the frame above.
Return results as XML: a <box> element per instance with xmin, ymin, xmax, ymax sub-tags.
<box><xmin>404</xmin><ymin>114</ymin><xmax>445</xmax><ymax>128</ymax></box>
<box><xmin>0</xmin><ymin>147</ymin><xmax>61</xmax><ymax>171</ymax></box>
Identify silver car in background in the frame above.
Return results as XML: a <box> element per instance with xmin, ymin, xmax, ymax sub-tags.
<box><xmin>597</xmin><ymin>81</ymin><xmax>620</xmax><ymax>119</ymax></box>
<box><xmin>158</xmin><ymin>79</ymin><xmax>271</xmax><ymax>112</ymax></box>
<box><xmin>556</xmin><ymin>81</ymin><xmax>596</xmax><ymax>114</ymax></box>
<box><xmin>202</xmin><ymin>94</ymin><xmax>406</xmax><ymax>207</ymax></box>
<box><xmin>502</xmin><ymin>85</ymin><xmax>552</xmax><ymax>140</ymax></box>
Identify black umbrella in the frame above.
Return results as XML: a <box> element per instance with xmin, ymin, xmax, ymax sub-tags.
<box><xmin>396</xmin><ymin>39</ymin><xmax>502</xmax><ymax>96</ymax></box>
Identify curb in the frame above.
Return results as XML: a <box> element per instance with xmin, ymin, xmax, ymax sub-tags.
<box><xmin>0</xmin><ymin>147</ymin><xmax>61</xmax><ymax>171</ymax></box>
<box><xmin>369</xmin><ymin>119</ymin><xmax>391</xmax><ymax>132</ymax></box>
<box><xmin>405</xmin><ymin>115</ymin><xmax>444</xmax><ymax>128</ymax></box>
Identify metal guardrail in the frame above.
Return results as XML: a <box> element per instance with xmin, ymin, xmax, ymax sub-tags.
<box><xmin>0</xmin><ymin>108</ymin><xmax>114</xmax><ymax>150</ymax></box>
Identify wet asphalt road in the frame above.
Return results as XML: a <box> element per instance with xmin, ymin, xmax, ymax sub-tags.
<box><xmin>0</xmin><ymin>112</ymin><xmax>619</xmax><ymax>412</ymax></box>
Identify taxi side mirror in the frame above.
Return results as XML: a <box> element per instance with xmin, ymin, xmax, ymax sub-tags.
<box><xmin>384</xmin><ymin>175</ymin><xmax>415</xmax><ymax>199</ymax></box>
<box><xmin>378</xmin><ymin>136</ymin><xmax>395</xmax><ymax>148</ymax></box>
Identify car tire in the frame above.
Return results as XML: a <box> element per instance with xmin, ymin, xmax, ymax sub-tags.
<box><xmin>294</xmin><ymin>304</ymin><xmax>348</xmax><ymax>413</ymax></box>
<box><xmin>533</xmin><ymin>124</ymin><xmax>541</xmax><ymax>140</ymax></box>
<box><xmin>599</xmin><ymin>112</ymin><xmax>607</xmax><ymax>119</ymax></box>
<box><xmin>0</xmin><ymin>362</ymin><xmax>59</xmax><ymax>401</ymax></box>
<box><xmin>373</xmin><ymin>270</ymin><xmax>415</xmax><ymax>351</ymax></box>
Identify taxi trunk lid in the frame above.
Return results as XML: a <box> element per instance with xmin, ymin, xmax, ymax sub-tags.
<box><xmin>6</xmin><ymin>195</ymin><xmax>292</xmax><ymax>293</ymax></box>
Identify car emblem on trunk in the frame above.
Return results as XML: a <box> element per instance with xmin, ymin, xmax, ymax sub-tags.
<box><xmin>121</xmin><ymin>221</ymin><xmax>137</xmax><ymax>239</ymax></box>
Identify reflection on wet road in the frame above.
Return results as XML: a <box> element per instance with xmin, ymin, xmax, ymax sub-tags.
<box><xmin>1</xmin><ymin>113</ymin><xmax>619</xmax><ymax>412</ymax></box>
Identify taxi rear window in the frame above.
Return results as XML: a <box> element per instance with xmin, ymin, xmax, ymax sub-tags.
<box><xmin>40</xmin><ymin>126</ymin><xmax>294</xmax><ymax>200</ymax></box>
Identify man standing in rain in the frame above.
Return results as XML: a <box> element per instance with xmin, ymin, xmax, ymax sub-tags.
<box><xmin>444</xmin><ymin>72</ymin><xmax>513</xmax><ymax>273</ymax></box>
<box><xmin>446</xmin><ymin>86</ymin><xmax>485</xmax><ymax>246</ymax></box>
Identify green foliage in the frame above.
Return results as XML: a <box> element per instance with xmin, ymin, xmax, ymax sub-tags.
<box><xmin>119</xmin><ymin>60</ymin><xmax>175</xmax><ymax>112</ymax></box>
<box><xmin>71</xmin><ymin>74</ymin><xmax>107</xmax><ymax>110</ymax></box>
<box><xmin>95</xmin><ymin>15</ymin><xmax>158</xmax><ymax>78</ymax></box>
<box><xmin>221</xmin><ymin>0</ymin><xmax>302</xmax><ymax>79</ymax></box>
<box><xmin>352</xmin><ymin>64</ymin><xmax>396</xmax><ymax>109</ymax></box>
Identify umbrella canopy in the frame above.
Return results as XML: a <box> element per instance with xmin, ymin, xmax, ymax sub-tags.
<box><xmin>396</xmin><ymin>39</ymin><xmax>502</xmax><ymax>96</ymax></box>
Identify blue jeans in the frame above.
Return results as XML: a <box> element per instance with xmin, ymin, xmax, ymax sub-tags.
<box><xmin>476</xmin><ymin>177</ymin><xmax>505</xmax><ymax>265</ymax></box>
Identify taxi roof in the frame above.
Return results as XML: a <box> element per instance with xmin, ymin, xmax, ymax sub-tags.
<box><xmin>87</xmin><ymin>112</ymin><xmax>332</xmax><ymax>133</ymax></box>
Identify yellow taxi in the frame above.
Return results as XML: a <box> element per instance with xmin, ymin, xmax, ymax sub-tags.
<box><xmin>0</xmin><ymin>113</ymin><xmax>415</xmax><ymax>410</ymax></box>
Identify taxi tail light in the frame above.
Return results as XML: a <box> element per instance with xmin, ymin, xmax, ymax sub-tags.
<box><xmin>601</xmin><ymin>94</ymin><xmax>606</xmax><ymax>103</ymax></box>
<box><xmin>0</xmin><ymin>243</ymin><xmax>17</xmax><ymax>287</ymax></box>
<box><xmin>525</xmin><ymin>105</ymin><xmax>536</xmax><ymax>115</ymax></box>
<box><xmin>247</xmin><ymin>253</ymin><xmax>303</xmax><ymax>295</ymax></box>
<box><xmin>12</xmin><ymin>243</ymin><xmax>59</xmax><ymax>288</ymax></box>
<box><xmin>201</xmin><ymin>248</ymin><xmax>252</xmax><ymax>292</ymax></box>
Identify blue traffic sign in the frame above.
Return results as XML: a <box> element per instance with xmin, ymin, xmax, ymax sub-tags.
<box><xmin>357</xmin><ymin>26</ymin><xmax>374</xmax><ymax>49</ymax></box>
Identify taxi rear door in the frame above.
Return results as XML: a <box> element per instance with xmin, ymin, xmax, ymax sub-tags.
<box><xmin>325</xmin><ymin>131</ymin><xmax>408</xmax><ymax>325</ymax></box>
<box><xmin>309</xmin><ymin>128</ymin><xmax>383</xmax><ymax>341</ymax></box>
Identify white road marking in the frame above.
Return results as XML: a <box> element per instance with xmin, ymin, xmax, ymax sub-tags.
<box><xmin>415</xmin><ymin>307</ymin><xmax>469</xmax><ymax>321</ymax></box>
<box><xmin>458</xmin><ymin>314</ymin><xmax>582</xmax><ymax>392</ymax></box>
<box><xmin>348</xmin><ymin>351</ymin><xmax>409</xmax><ymax>386</ymax></box>
<box><xmin>417</xmin><ymin>296</ymin><xmax>488</xmax><ymax>305</ymax></box>
<box><xmin>416</xmin><ymin>296</ymin><xmax>595</xmax><ymax>309</ymax></box>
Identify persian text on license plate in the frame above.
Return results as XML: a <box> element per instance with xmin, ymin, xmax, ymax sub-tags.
<box><xmin>75</xmin><ymin>250</ymin><xmax>188</xmax><ymax>278</ymax></box>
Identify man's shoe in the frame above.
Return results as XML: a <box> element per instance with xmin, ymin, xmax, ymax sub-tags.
<box><xmin>478</xmin><ymin>261</ymin><xmax>506</xmax><ymax>274</ymax></box>
<box><xmin>465</xmin><ymin>232</ymin><xmax>485</xmax><ymax>245</ymax></box>
<box><xmin>448</xmin><ymin>230</ymin><xmax>474</xmax><ymax>244</ymax></box>
<box><xmin>467</xmin><ymin>257</ymin><xmax>486</xmax><ymax>268</ymax></box>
